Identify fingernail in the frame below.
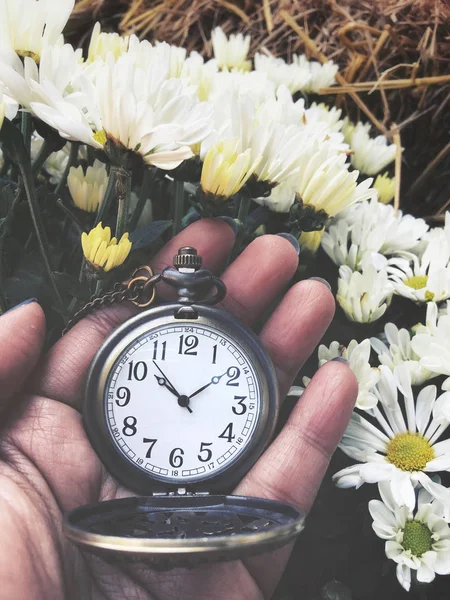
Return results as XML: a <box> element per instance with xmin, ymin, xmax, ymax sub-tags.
<box><xmin>308</xmin><ymin>277</ymin><xmax>331</xmax><ymax>291</ymax></box>
<box><xmin>4</xmin><ymin>298</ymin><xmax>38</xmax><ymax>314</ymax></box>
<box><xmin>216</xmin><ymin>216</ymin><xmax>239</xmax><ymax>236</ymax></box>
<box><xmin>276</xmin><ymin>233</ymin><xmax>300</xmax><ymax>256</ymax></box>
<box><xmin>331</xmin><ymin>356</ymin><xmax>349</xmax><ymax>364</ymax></box>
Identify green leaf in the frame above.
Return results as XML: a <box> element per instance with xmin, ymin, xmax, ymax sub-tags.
<box><xmin>129</xmin><ymin>220</ymin><xmax>172</xmax><ymax>252</ymax></box>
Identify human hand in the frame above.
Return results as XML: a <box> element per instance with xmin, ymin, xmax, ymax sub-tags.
<box><xmin>0</xmin><ymin>219</ymin><xmax>357</xmax><ymax>600</ymax></box>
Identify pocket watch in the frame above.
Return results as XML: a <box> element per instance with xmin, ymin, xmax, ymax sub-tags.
<box><xmin>64</xmin><ymin>247</ymin><xmax>305</xmax><ymax>567</ymax></box>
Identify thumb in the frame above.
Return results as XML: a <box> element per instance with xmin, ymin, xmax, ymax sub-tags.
<box><xmin>0</xmin><ymin>300</ymin><xmax>46</xmax><ymax>416</ymax></box>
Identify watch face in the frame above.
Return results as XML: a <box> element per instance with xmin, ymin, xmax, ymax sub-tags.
<box><xmin>104</xmin><ymin>321</ymin><xmax>263</xmax><ymax>484</ymax></box>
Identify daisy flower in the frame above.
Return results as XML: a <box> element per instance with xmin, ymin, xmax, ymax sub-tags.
<box><xmin>371</xmin><ymin>322</ymin><xmax>436</xmax><ymax>386</ymax></box>
<box><xmin>211</xmin><ymin>27</ymin><xmax>251</xmax><ymax>72</ymax></box>
<box><xmin>388</xmin><ymin>238</ymin><xmax>450</xmax><ymax>303</ymax></box>
<box><xmin>322</xmin><ymin>200</ymin><xmax>428</xmax><ymax>270</ymax></box>
<box><xmin>337</xmin><ymin>264</ymin><xmax>394</xmax><ymax>323</ymax></box>
<box><xmin>369</xmin><ymin>482</ymin><xmax>450</xmax><ymax>591</ymax></box>
<box><xmin>333</xmin><ymin>364</ymin><xmax>450</xmax><ymax>511</ymax></box>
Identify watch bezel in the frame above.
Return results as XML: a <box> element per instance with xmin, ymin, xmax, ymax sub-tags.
<box><xmin>84</xmin><ymin>303</ymin><xmax>279</xmax><ymax>494</ymax></box>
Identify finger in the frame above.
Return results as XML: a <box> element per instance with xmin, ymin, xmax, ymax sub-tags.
<box><xmin>220</xmin><ymin>235</ymin><xmax>299</xmax><ymax>326</ymax></box>
<box><xmin>0</xmin><ymin>301</ymin><xmax>46</xmax><ymax>419</ymax></box>
<box><xmin>235</xmin><ymin>361</ymin><xmax>358</xmax><ymax>597</ymax></box>
<box><xmin>33</xmin><ymin>219</ymin><xmax>235</xmax><ymax>408</ymax></box>
<box><xmin>259</xmin><ymin>279</ymin><xmax>335</xmax><ymax>399</ymax></box>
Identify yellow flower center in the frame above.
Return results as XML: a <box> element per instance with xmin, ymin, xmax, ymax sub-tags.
<box><xmin>386</xmin><ymin>432</ymin><xmax>434</xmax><ymax>472</ymax></box>
<box><xmin>93</xmin><ymin>130</ymin><xmax>107</xmax><ymax>146</ymax></box>
<box><xmin>404</xmin><ymin>275</ymin><xmax>428</xmax><ymax>290</ymax></box>
<box><xmin>17</xmin><ymin>50</ymin><xmax>40</xmax><ymax>63</ymax></box>
<box><xmin>402</xmin><ymin>521</ymin><xmax>433</xmax><ymax>557</ymax></box>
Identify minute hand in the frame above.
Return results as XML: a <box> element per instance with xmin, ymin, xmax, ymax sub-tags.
<box><xmin>188</xmin><ymin>372</ymin><xmax>227</xmax><ymax>400</ymax></box>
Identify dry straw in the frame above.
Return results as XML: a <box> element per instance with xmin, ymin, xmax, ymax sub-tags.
<box><xmin>68</xmin><ymin>0</ymin><xmax>450</xmax><ymax>219</ymax></box>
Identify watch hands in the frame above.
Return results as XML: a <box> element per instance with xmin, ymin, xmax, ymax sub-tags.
<box><xmin>154</xmin><ymin>375</ymin><xmax>178</xmax><ymax>398</ymax></box>
<box><xmin>153</xmin><ymin>361</ymin><xmax>193</xmax><ymax>414</ymax></box>
<box><xmin>188</xmin><ymin>371</ymin><xmax>228</xmax><ymax>400</ymax></box>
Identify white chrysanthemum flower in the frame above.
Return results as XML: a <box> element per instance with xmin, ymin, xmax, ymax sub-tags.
<box><xmin>371</xmin><ymin>322</ymin><xmax>436</xmax><ymax>386</ymax></box>
<box><xmin>337</xmin><ymin>264</ymin><xmax>394</xmax><ymax>323</ymax></box>
<box><xmin>292</xmin><ymin>54</ymin><xmax>338</xmax><ymax>93</ymax></box>
<box><xmin>322</xmin><ymin>200</ymin><xmax>429</xmax><ymax>270</ymax></box>
<box><xmin>296</xmin><ymin>150</ymin><xmax>375</xmax><ymax>218</ymax></box>
<box><xmin>87</xmin><ymin>22</ymin><xmax>129</xmax><ymax>63</ymax></box>
<box><xmin>333</xmin><ymin>364</ymin><xmax>450</xmax><ymax>512</ymax></box>
<box><xmin>388</xmin><ymin>233</ymin><xmax>450</xmax><ymax>303</ymax></box>
<box><xmin>200</xmin><ymin>138</ymin><xmax>260</xmax><ymax>199</ymax></box>
<box><xmin>374</xmin><ymin>172</ymin><xmax>395</xmax><ymax>204</ymax></box>
<box><xmin>68</xmin><ymin>159</ymin><xmax>108</xmax><ymax>212</ymax></box>
<box><xmin>259</xmin><ymin>139</ymin><xmax>373</xmax><ymax>216</ymax></box>
<box><xmin>211</xmin><ymin>27</ymin><xmax>251</xmax><ymax>72</ymax></box>
<box><xmin>316</xmin><ymin>339</ymin><xmax>380</xmax><ymax>409</ymax></box>
<box><xmin>155</xmin><ymin>42</ymin><xmax>187</xmax><ymax>78</ymax></box>
<box><xmin>412</xmin><ymin>301</ymin><xmax>450</xmax><ymax>390</ymax></box>
<box><xmin>95</xmin><ymin>55</ymin><xmax>212</xmax><ymax>168</ymax></box>
<box><xmin>33</xmin><ymin>53</ymin><xmax>213</xmax><ymax>170</ymax></box>
<box><xmin>252</xmin><ymin>123</ymin><xmax>315</xmax><ymax>186</ymax></box>
<box><xmin>344</xmin><ymin>119</ymin><xmax>398</xmax><ymax>175</ymax></box>
<box><xmin>179</xmin><ymin>52</ymin><xmax>218</xmax><ymax>101</ymax></box>
<box><xmin>0</xmin><ymin>40</ymin><xmax>84</xmax><ymax>111</ymax></box>
<box><xmin>303</xmin><ymin>102</ymin><xmax>343</xmax><ymax>133</ymax></box>
<box><xmin>0</xmin><ymin>0</ymin><xmax>74</xmax><ymax>62</ymax></box>
<box><xmin>256</xmin><ymin>84</ymin><xmax>306</xmax><ymax>127</ymax></box>
<box><xmin>254</xmin><ymin>53</ymin><xmax>311</xmax><ymax>94</ymax></box>
<box><xmin>369</xmin><ymin>482</ymin><xmax>450</xmax><ymax>591</ymax></box>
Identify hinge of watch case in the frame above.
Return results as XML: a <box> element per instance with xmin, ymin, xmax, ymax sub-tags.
<box><xmin>151</xmin><ymin>488</ymin><xmax>210</xmax><ymax>497</ymax></box>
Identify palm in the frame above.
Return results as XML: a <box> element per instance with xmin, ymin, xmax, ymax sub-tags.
<box><xmin>0</xmin><ymin>221</ymin><xmax>357</xmax><ymax>600</ymax></box>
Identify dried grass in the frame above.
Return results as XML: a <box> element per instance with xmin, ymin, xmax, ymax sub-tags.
<box><xmin>67</xmin><ymin>0</ymin><xmax>450</xmax><ymax>218</ymax></box>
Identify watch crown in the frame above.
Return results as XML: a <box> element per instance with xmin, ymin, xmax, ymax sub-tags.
<box><xmin>174</xmin><ymin>247</ymin><xmax>202</xmax><ymax>271</ymax></box>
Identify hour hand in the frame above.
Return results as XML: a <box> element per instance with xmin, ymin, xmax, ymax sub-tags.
<box><xmin>154</xmin><ymin>375</ymin><xmax>178</xmax><ymax>398</ymax></box>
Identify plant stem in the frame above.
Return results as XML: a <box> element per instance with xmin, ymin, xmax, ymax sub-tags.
<box><xmin>237</xmin><ymin>194</ymin><xmax>251</xmax><ymax>224</ymax></box>
<box><xmin>115</xmin><ymin>167</ymin><xmax>132</xmax><ymax>239</ymax></box>
<box><xmin>56</xmin><ymin>198</ymin><xmax>86</xmax><ymax>234</ymax></box>
<box><xmin>129</xmin><ymin>169</ymin><xmax>152</xmax><ymax>232</ymax></box>
<box><xmin>172</xmin><ymin>180</ymin><xmax>185</xmax><ymax>238</ymax></box>
<box><xmin>21</xmin><ymin>111</ymin><xmax>32</xmax><ymax>155</ymax></box>
<box><xmin>55</xmin><ymin>142</ymin><xmax>79</xmax><ymax>197</ymax></box>
<box><xmin>231</xmin><ymin>194</ymin><xmax>252</xmax><ymax>262</ymax></box>
<box><xmin>17</xmin><ymin>153</ymin><xmax>65</xmax><ymax>311</ymax></box>
<box><xmin>31</xmin><ymin>138</ymin><xmax>54</xmax><ymax>177</ymax></box>
<box><xmin>95</xmin><ymin>166</ymin><xmax>117</xmax><ymax>227</ymax></box>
